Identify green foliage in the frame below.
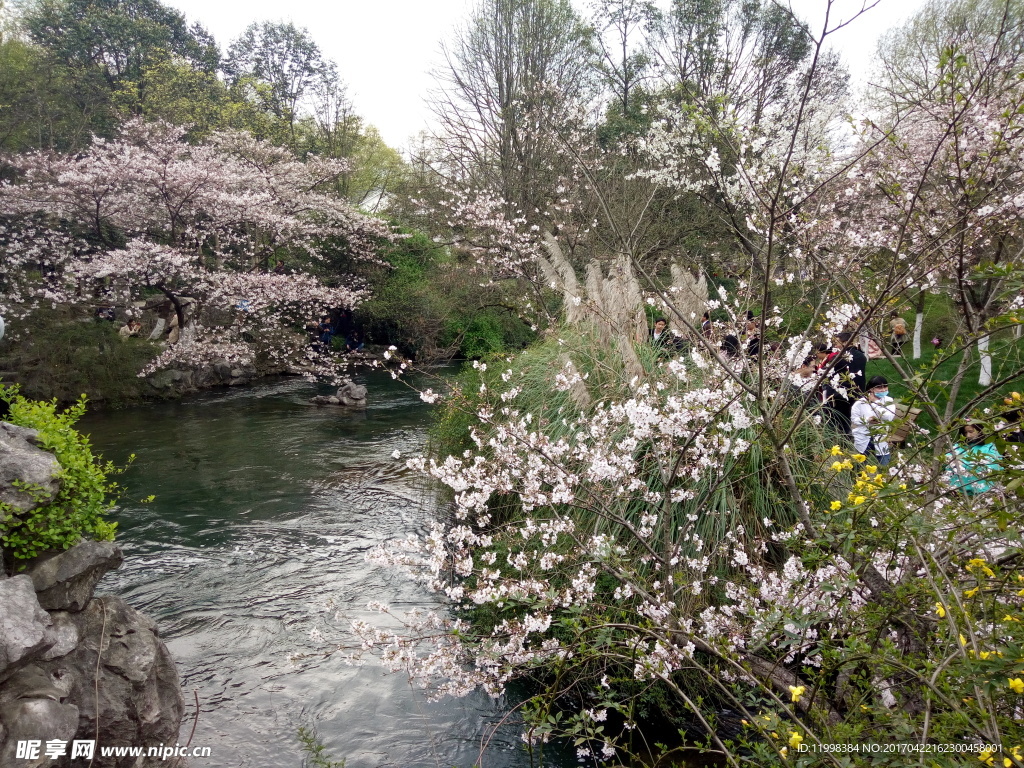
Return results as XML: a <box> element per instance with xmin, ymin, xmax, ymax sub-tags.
<box><xmin>356</xmin><ymin>227</ymin><xmax>534</xmax><ymax>361</ymax></box>
<box><xmin>22</xmin><ymin>0</ymin><xmax>219</xmax><ymax>86</ymax></box>
<box><xmin>0</xmin><ymin>388</ymin><xmax>122</xmax><ymax>562</ymax></box>
<box><xmin>296</xmin><ymin>727</ymin><xmax>345</xmax><ymax>768</ymax></box>
<box><xmin>224</xmin><ymin>21</ymin><xmax>327</xmax><ymax>124</ymax></box>
<box><xmin>0</xmin><ymin>307</ymin><xmax>159</xmax><ymax>405</ymax></box>
<box><xmin>0</xmin><ymin>33</ymin><xmax>115</xmax><ymax>152</ymax></box>
<box><xmin>443</xmin><ymin>314</ymin><xmax>507</xmax><ymax>360</ymax></box>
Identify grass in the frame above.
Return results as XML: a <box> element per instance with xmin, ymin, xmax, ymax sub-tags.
<box><xmin>866</xmin><ymin>331</ymin><xmax>1024</xmax><ymax>433</ymax></box>
<box><xmin>0</xmin><ymin>306</ymin><xmax>158</xmax><ymax>406</ymax></box>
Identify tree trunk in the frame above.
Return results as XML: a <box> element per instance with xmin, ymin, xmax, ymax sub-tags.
<box><xmin>978</xmin><ymin>333</ymin><xmax>992</xmax><ymax>386</ymax></box>
<box><xmin>913</xmin><ymin>291</ymin><xmax>926</xmax><ymax>359</ymax></box>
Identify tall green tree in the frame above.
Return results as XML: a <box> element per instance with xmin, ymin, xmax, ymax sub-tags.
<box><xmin>224</xmin><ymin>21</ymin><xmax>333</xmax><ymax>144</ymax></box>
<box><xmin>651</xmin><ymin>0</ymin><xmax>816</xmax><ymax>125</ymax></box>
<box><xmin>592</xmin><ymin>0</ymin><xmax>657</xmax><ymax>119</ymax></box>
<box><xmin>21</xmin><ymin>0</ymin><xmax>218</xmax><ymax>106</ymax></box>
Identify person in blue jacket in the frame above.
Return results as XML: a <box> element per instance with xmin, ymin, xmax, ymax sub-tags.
<box><xmin>947</xmin><ymin>423</ymin><xmax>1001</xmax><ymax>495</ymax></box>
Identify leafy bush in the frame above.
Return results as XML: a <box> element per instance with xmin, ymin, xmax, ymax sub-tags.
<box><xmin>377</xmin><ymin>317</ymin><xmax>1024</xmax><ymax>766</ymax></box>
<box><xmin>356</xmin><ymin>226</ymin><xmax>534</xmax><ymax>360</ymax></box>
<box><xmin>0</xmin><ymin>388</ymin><xmax>122</xmax><ymax>563</ymax></box>
<box><xmin>297</xmin><ymin>727</ymin><xmax>345</xmax><ymax>768</ymax></box>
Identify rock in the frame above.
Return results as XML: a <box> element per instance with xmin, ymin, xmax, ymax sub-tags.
<box><xmin>327</xmin><ymin>396</ymin><xmax>340</xmax><ymax>405</ymax></box>
<box><xmin>0</xmin><ymin>423</ymin><xmax>62</xmax><ymax>512</ymax></box>
<box><xmin>146</xmin><ymin>369</ymin><xmax>177</xmax><ymax>391</ymax></box>
<box><xmin>229</xmin><ymin>368</ymin><xmax>245</xmax><ymax>379</ymax></box>
<box><xmin>337</xmin><ymin>381</ymin><xmax>368</xmax><ymax>407</ymax></box>
<box><xmin>26</xmin><ymin>541</ymin><xmax>124</xmax><ymax>612</ymax></box>
<box><xmin>36</xmin><ymin>596</ymin><xmax>185</xmax><ymax>764</ymax></box>
<box><xmin>41</xmin><ymin>613</ymin><xmax>79</xmax><ymax>661</ymax></box>
<box><xmin>0</xmin><ymin>576</ymin><xmax>54</xmax><ymax>682</ymax></box>
<box><xmin>0</xmin><ymin>665</ymin><xmax>65</xmax><ymax>704</ymax></box>
<box><xmin>0</xmin><ymin>699</ymin><xmax>79</xmax><ymax>768</ymax></box>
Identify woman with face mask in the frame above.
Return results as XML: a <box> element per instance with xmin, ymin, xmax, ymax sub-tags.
<box><xmin>851</xmin><ymin>375</ymin><xmax>897</xmax><ymax>466</ymax></box>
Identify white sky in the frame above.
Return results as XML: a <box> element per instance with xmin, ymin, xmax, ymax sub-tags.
<box><xmin>163</xmin><ymin>0</ymin><xmax>928</xmax><ymax>152</ymax></box>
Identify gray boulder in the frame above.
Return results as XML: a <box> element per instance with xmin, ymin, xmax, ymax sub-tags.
<box><xmin>0</xmin><ymin>698</ymin><xmax>79</xmax><ymax>768</ymax></box>
<box><xmin>35</xmin><ymin>596</ymin><xmax>185</xmax><ymax>766</ymax></box>
<box><xmin>337</xmin><ymin>381</ymin><xmax>368</xmax><ymax>407</ymax></box>
<box><xmin>0</xmin><ymin>665</ymin><xmax>66</xmax><ymax>705</ymax></box>
<box><xmin>310</xmin><ymin>381</ymin><xmax>368</xmax><ymax>408</ymax></box>
<box><xmin>0</xmin><ymin>577</ymin><xmax>55</xmax><ymax>682</ymax></box>
<box><xmin>26</xmin><ymin>541</ymin><xmax>124</xmax><ymax>612</ymax></box>
<box><xmin>41</xmin><ymin>613</ymin><xmax>80</xmax><ymax>662</ymax></box>
<box><xmin>0</xmin><ymin>423</ymin><xmax>61</xmax><ymax>512</ymax></box>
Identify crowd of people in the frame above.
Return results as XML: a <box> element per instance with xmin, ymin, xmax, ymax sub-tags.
<box><xmin>647</xmin><ymin>310</ymin><xmax>1021</xmax><ymax>497</ymax></box>
<box><xmin>307</xmin><ymin>310</ymin><xmax>364</xmax><ymax>354</ymax></box>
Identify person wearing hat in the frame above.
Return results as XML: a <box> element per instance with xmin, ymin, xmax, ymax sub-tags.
<box><xmin>851</xmin><ymin>375</ymin><xmax>897</xmax><ymax>466</ymax></box>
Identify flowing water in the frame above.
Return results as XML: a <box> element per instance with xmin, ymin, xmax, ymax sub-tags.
<box><xmin>80</xmin><ymin>372</ymin><xmax>571</xmax><ymax>768</ymax></box>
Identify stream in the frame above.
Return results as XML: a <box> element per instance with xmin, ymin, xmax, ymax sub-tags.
<box><xmin>80</xmin><ymin>372</ymin><xmax>572</xmax><ymax>768</ymax></box>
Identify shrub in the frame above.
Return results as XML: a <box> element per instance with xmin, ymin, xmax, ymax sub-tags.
<box><xmin>356</xmin><ymin>226</ymin><xmax>534</xmax><ymax>360</ymax></box>
<box><xmin>0</xmin><ymin>388</ymin><xmax>122</xmax><ymax>563</ymax></box>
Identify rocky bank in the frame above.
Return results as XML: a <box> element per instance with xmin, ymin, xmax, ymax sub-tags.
<box><xmin>1</xmin><ymin>423</ymin><xmax>186</xmax><ymax>768</ymax></box>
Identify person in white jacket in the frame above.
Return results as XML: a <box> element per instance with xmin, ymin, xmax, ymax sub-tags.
<box><xmin>851</xmin><ymin>375</ymin><xmax>898</xmax><ymax>466</ymax></box>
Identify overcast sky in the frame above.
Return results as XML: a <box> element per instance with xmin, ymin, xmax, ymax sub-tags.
<box><xmin>163</xmin><ymin>0</ymin><xmax>929</xmax><ymax>152</ymax></box>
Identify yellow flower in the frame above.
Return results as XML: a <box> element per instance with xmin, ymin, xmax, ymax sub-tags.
<box><xmin>853</xmin><ymin>495</ymin><xmax>867</xmax><ymax>505</ymax></box>
<box><xmin>899</xmin><ymin>483</ymin><xmax>907</xmax><ymax>490</ymax></box>
<box><xmin>960</xmin><ymin>634</ymin><xmax>968</xmax><ymax>646</ymax></box>
<box><xmin>1017</xmin><ymin>588</ymin><xmax>1024</xmax><ymax>597</ymax></box>
<box><xmin>966</xmin><ymin>558</ymin><xmax>995</xmax><ymax>577</ymax></box>
<box><xmin>979</xmin><ymin>651</ymin><xmax>994</xmax><ymax>660</ymax></box>
<box><xmin>1003</xmin><ymin>614</ymin><xmax>1021</xmax><ymax>623</ymax></box>
<box><xmin>831</xmin><ymin>461</ymin><xmax>844</xmax><ymax>472</ymax></box>
<box><xmin>866</xmin><ymin>465</ymin><xmax>878</xmax><ymax>474</ymax></box>
<box><xmin>830</xmin><ymin>445</ymin><xmax>843</xmax><ymax>456</ymax></box>
<box><xmin>935</xmin><ymin>603</ymin><xmax>946</xmax><ymax>618</ymax></box>
<box><xmin>830</xmin><ymin>500</ymin><xmax>842</xmax><ymax>511</ymax></box>
<box><xmin>980</xmin><ymin>747</ymin><xmax>995</xmax><ymax>766</ymax></box>
<box><xmin>789</xmin><ymin>731</ymin><xmax>804</xmax><ymax>749</ymax></box>
<box><xmin>780</xmin><ymin>746</ymin><xmax>789</xmax><ymax>759</ymax></box>
<box><xmin>965</xmin><ymin>587</ymin><xmax>979</xmax><ymax>598</ymax></box>
<box><xmin>788</xmin><ymin>685</ymin><xmax>806</xmax><ymax>702</ymax></box>
<box><xmin>851</xmin><ymin>453</ymin><xmax>867</xmax><ymax>463</ymax></box>
<box><xmin>1004</xmin><ymin>758</ymin><xmax>1013</xmax><ymax>768</ymax></box>
<box><xmin>1009</xmin><ymin>678</ymin><xmax>1024</xmax><ymax>694</ymax></box>
<box><xmin>841</xmin><ymin>460</ymin><xmax>854</xmax><ymax>470</ymax></box>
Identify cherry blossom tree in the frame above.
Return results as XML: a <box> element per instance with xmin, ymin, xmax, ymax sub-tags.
<box><xmin>0</xmin><ymin>118</ymin><xmax>391</xmax><ymax>378</ymax></box>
